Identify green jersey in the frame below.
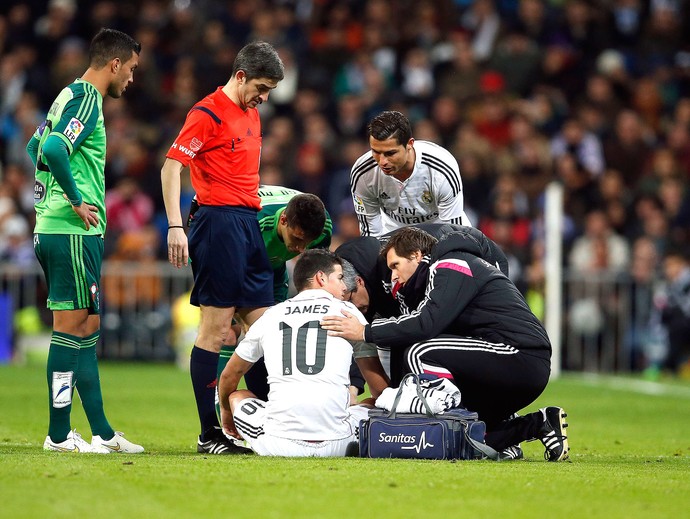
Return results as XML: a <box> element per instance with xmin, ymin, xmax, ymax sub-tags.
<box><xmin>257</xmin><ymin>185</ymin><xmax>332</xmax><ymax>302</ymax></box>
<box><xmin>31</xmin><ymin>79</ymin><xmax>106</xmax><ymax>235</ymax></box>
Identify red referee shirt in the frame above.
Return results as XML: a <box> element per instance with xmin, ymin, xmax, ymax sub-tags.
<box><xmin>166</xmin><ymin>87</ymin><xmax>262</xmax><ymax>209</ymax></box>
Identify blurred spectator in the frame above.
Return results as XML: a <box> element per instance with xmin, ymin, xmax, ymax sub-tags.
<box><xmin>434</xmin><ymin>31</ymin><xmax>483</xmax><ymax>104</ymax></box>
<box><xmin>554</xmin><ymin>151</ymin><xmax>600</xmax><ymax>234</ymax></box>
<box><xmin>652</xmin><ymin>248</ymin><xmax>690</xmax><ymax>376</ymax></box>
<box><xmin>458</xmin><ymin>0</ymin><xmax>502</xmax><ymax>62</ymax></box>
<box><xmin>604</xmin><ymin>109</ymin><xmax>655</xmax><ymax>189</ymax></box>
<box><xmin>429</xmin><ymin>95</ymin><xmax>462</xmax><ymax>148</ymax></box>
<box><xmin>624</xmin><ymin>235</ymin><xmax>662</xmax><ymax>370</ymax></box>
<box><xmin>400</xmin><ymin>46</ymin><xmax>435</xmax><ymax>104</ymax></box>
<box><xmin>105</xmin><ymin>177</ymin><xmax>155</xmax><ymax>251</ymax></box>
<box><xmin>329</xmin><ymin>212</ymin><xmax>361</xmax><ymax>251</ymax></box>
<box><xmin>0</xmin><ymin>213</ymin><xmax>35</xmax><ymax>267</ymax></box>
<box><xmin>569</xmin><ymin>208</ymin><xmax>630</xmax><ymax>275</ymax></box>
<box><xmin>470</xmin><ymin>87</ymin><xmax>513</xmax><ymax>149</ymax></box>
<box><xmin>664</xmin><ymin>120</ymin><xmax>690</xmax><ymax>175</ymax></box>
<box><xmin>488</xmin><ymin>29</ymin><xmax>542</xmax><ymax>97</ymax></box>
<box><xmin>596</xmin><ymin>168</ymin><xmax>633</xmax><ymax>235</ymax></box>
<box><xmin>503</xmin><ymin>112</ymin><xmax>553</xmax><ymax>208</ymax></box>
<box><xmin>511</xmin><ymin>0</ymin><xmax>552</xmax><ymax>46</ymax></box>
<box><xmin>550</xmin><ymin>117</ymin><xmax>605</xmax><ymax>178</ymax></box>
<box><xmin>479</xmin><ymin>174</ymin><xmax>532</xmax><ymax>266</ymax></box>
<box><xmin>577</xmin><ymin>73</ymin><xmax>624</xmax><ymax>133</ymax></box>
<box><xmin>0</xmin><ymin>162</ymin><xmax>34</xmax><ymax>223</ymax></box>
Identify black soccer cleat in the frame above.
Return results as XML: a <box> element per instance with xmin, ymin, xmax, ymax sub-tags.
<box><xmin>539</xmin><ymin>406</ymin><xmax>569</xmax><ymax>461</ymax></box>
<box><xmin>197</xmin><ymin>435</ymin><xmax>251</xmax><ymax>455</ymax></box>
<box><xmin>498</xmin><ymin>444</ymin><xmax>524</xmax><ymax>461</ymax></box>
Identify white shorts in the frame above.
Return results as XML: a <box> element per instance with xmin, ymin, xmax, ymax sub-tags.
<box><xmin>232</xmin><ymin>398</ymin><xmax>370</xmax><ymax>457</ymax></box>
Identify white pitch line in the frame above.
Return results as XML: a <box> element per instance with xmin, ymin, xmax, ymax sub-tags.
<box><xmin>574</xmin><ymin>373</ymin><xmax>690</xmax><ymax>399</ymax></box>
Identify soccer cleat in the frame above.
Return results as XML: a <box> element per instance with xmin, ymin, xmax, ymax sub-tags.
<box><xmin>43</xmin><ymin>429</ymin><xmax>95</xmax><ymax>453</ymax></box>
<box><xmin>539</xmin><ymin>406</ymin><xmax>569</xmax><ymax>461</ymax></box>
<box><xmin>197</xmin><ymin>435</ymin><xmax>251</xmax><ymax>455</ymax></box>
<box><xmin>498</xmin><ymin>444</ymin><xmax>524</xmax><ymax>461</ymax></box>
<box><xmin>91</xmin><ymin>431</ymin><xmax>144</xmax><ymax>454</ymax></box>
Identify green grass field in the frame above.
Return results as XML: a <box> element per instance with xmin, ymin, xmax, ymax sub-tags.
<box><xmin>1</xmin><ymin>362</ymin><xmax>688</xmax><ymax>519</ymax></box>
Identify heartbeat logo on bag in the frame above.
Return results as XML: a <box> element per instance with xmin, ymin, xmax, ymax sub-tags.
<box><xmin>378</xmin><ymin>431</ymin><xmax>435</xmax><ymax>452</ymax></box>
<box><xmin>400</xmin><ymin>431</ymin><xmax>435</xmax><ymax>453</ymax></box>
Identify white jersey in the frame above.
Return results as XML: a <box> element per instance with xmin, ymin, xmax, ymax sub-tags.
<box><xmin>350</xmin><ymin>140</ymin><xmax>470</xmax><ymax>237</ymax></box>
<box><xmin>235</xmin><ymin>288</ymin><xmax>368</xmax><ymax>441</ymax></box>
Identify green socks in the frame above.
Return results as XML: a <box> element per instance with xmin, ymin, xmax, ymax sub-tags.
<box><xmin>46</xmin><ymin>332</ymin><xmax>80</xmax><ymax>443</ymax></box>
<box><xmin>216</xmin><ymin>345</ymin><xmax>236</xmax><ymax>420</ymax></box>
<box><xmin>75</xmin><ymin>332</ymin><xmax>114</xmax><ymax>440</ymax></box>
<box><xmin>217</xmin><ymin>345</ymin><xmax>236</xmax><ymax>380</ymax></box>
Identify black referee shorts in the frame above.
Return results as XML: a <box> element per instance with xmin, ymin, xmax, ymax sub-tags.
<box><xmin>188</xmin><ymin>205</ymin><xmax>274</xmax><ymax>309</ymax></box>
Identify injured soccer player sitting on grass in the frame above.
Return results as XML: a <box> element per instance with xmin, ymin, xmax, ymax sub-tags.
<box><xmin>217</xmin><ymin>249</ymin><xmax>388</xmax><ymax>457</ymax></box>
<box><xmin>321</xmin><ymin>227</ymin><xmax>570</xmax><ymax>462</ymax></box>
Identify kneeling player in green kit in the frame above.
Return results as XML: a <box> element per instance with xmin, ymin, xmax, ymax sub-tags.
<box><xmin>188</xmin><ymin>185</ymin><xmax>343</xmax><ymax>453</ymax></box>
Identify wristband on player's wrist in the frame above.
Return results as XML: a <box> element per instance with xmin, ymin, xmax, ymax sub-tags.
<box><xmin>168</xmin><ymin>225</ymin><xmax>184</xmax><ymax>229</ymax></box>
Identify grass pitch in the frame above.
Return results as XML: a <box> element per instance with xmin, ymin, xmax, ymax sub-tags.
<box><xmin>0</xmin><ymin>362</ymin><xmax>688</xmax><ymax>519</ymax></box>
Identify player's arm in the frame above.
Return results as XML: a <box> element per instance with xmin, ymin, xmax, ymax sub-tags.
<box><xmin>436</xmin><ymin>159</ymin><xmax>469</xmax><ymax>226</ymax></box>
<box><xmin>351</xmin><ymin>160</ymin><xmax>383</xmax><ymax>237</ymax></box>
<box><xmin>272</xmin><ymin>263</ymin><xmax>289</xmax><ymax>303</ymax></box>
<box><xmin>26</xmin><ymin>133</ymin><xmax>40</xmax><ymax>167</ymax></box>
<box><xmin>163</xmin><ymin>107</ymin><xmax>217</xmax><ymax>267</ymax></box>
<box><xmin>354</xmin><ymin>355</ymin><xmax>390</xmax><ymax>400</ymax></box>
<box><xmin>437</xmin><ymin>185</ymin><xmax>468</xmax><ymax>226</ymax></box>
<box><xmin>322</xmin><ymin>260</ymin><xmax>479</xmax><ymax>346</ymax></box>
<box><xmin>353</xmin><ymin>189</ymin><xmax>383</xmax><ymax>237</ymax></box>
<box><xmin>161</xmin><ymin>157</ymin><xmax>188</xmax><ymax>268</ymax></box>
<box><xmin>218</xmin><ymin>352</ymin><xmax>255</xmax><ymax>439</ymax></box>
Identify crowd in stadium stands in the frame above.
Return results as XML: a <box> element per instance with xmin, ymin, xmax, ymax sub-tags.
<box><xmin>1</xmin><ymin>0</ymin><xmax>690</xmax><ymax>375</ymax></box>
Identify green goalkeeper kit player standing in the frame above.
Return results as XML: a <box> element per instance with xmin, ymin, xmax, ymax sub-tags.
<box><xmin>26</xmin><ymin>28</ymin><xmax>144</xmax><ymax>453</ymax></box>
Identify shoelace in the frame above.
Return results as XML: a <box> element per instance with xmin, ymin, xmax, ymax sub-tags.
<box><xmin>542</xmin><ymin>430</ymin><xmax>568</xmax><ymax>460</ymax></box>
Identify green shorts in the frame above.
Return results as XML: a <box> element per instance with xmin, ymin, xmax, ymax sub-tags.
<box><xmin>34</xmin><ymin>233</ymin><xmax>103</xmax><ymax>313</ymax></box>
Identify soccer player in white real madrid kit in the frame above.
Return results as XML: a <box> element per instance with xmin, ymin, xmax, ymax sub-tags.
<box><xmin>218</xmin><ymin>250</ymin><xmax>371</xmax><ymax>457</ymax></box>
<box><xmin>350</xmin><ymin>111</ymin><xmax>471</xmax><ymax>237</ymax></box>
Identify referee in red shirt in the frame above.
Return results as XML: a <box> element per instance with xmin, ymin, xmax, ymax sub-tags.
<box><xmin>161</xmin><ymin>41</ymin><xmax>284</xmax><ymax>454</ymax></box>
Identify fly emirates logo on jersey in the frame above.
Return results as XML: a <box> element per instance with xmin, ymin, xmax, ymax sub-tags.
<box><xmin>171</xmin><ymin>137</ymin><xmax>203</xmax><ymax>159</ymax></box>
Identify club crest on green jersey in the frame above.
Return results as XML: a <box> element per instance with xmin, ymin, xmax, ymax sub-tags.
<box><xmin>34</xmin><ymin>180</ymin><xmax>46</xmax><ymax>203</ymax></box>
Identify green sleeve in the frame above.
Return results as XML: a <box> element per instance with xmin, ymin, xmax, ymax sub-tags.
<box><xmin>26</xmin><ymin>134</ymin><xmax>39</xmax><ymax>167</ymax></box>
<box><xmin>272</xmin><ymin>263</ymin><xmax>289</xmax><ymax>303</ymax></box>
<box><xmin>312</xmin><ymin>232</ymin><xmax>331</xmax><ymax>250</ymax></box>
<box><xmin>42</xmin><ymin>135</ymin><xmax>82</xmax><ymax>206</ymax></box>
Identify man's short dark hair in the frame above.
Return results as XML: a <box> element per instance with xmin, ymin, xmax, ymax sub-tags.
<box><xmin>89</xmin><ymin>28</ymin><xmax>141</xmax><ymax>69</ymax></box>
<box><xmin>367</xmin><ymin>111</ymin><xmax>412</xmax><ymax>145</ymax></box>
<box><xmin>284</xmin><ymin>194</ymin><xmax>327</xmax><ymax>242</ymax></box>
<box><xmin>381</xmin><ymin>227</ymin><xmax>438</xmax><ymax>260</ymax></box>
<box><xmin>293</xmin><ymin>249</ymin><xmax>342</xmax><ymax>292</ymax></box>
<box><xmin>233</xmin><ymin>41</ymin><xmax>285</xmax><ymax>82</ymax></box>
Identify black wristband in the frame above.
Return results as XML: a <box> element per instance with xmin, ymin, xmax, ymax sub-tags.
<box><xmin>168</xmin><ymin>225</ymin><xmax>184</xmax><ymax>229</ymax></box>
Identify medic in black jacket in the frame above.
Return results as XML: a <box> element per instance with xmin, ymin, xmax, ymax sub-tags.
<box><xmin>324</xmin><ymin>226</ymin><xmax>569</xmax><ymax>461</ymax></box>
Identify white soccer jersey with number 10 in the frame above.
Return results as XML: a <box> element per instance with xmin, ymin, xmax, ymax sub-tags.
<box><xmin>235</xmin><ymin>288</ymin><xmax>368</xmax><ymax>441</ymax></box>
<box><xmin>350</xmin><ymin>140</ymin><xmax>470</xmax><ymax>237</ymax></box>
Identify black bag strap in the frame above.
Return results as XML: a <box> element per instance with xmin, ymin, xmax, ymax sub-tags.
<box><xmin>388</xmin><ymin>373</ymin><xmax>434</xmax><ymax>418</ymax></box>
<box><xmin>464</xmin><ymin>432</ymin><xmax>500</xmax><ymax>461</ymax></box>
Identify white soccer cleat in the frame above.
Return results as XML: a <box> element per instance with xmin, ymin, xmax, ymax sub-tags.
<box><xmin>43</xmin><ymin>429</ymin><xmax>96</xmax><ymax>453</ymax></box>
<box><xmin>91</xmin><ymin>431</ymin><xmax>144</xmax><ymax>454</ymax></box>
